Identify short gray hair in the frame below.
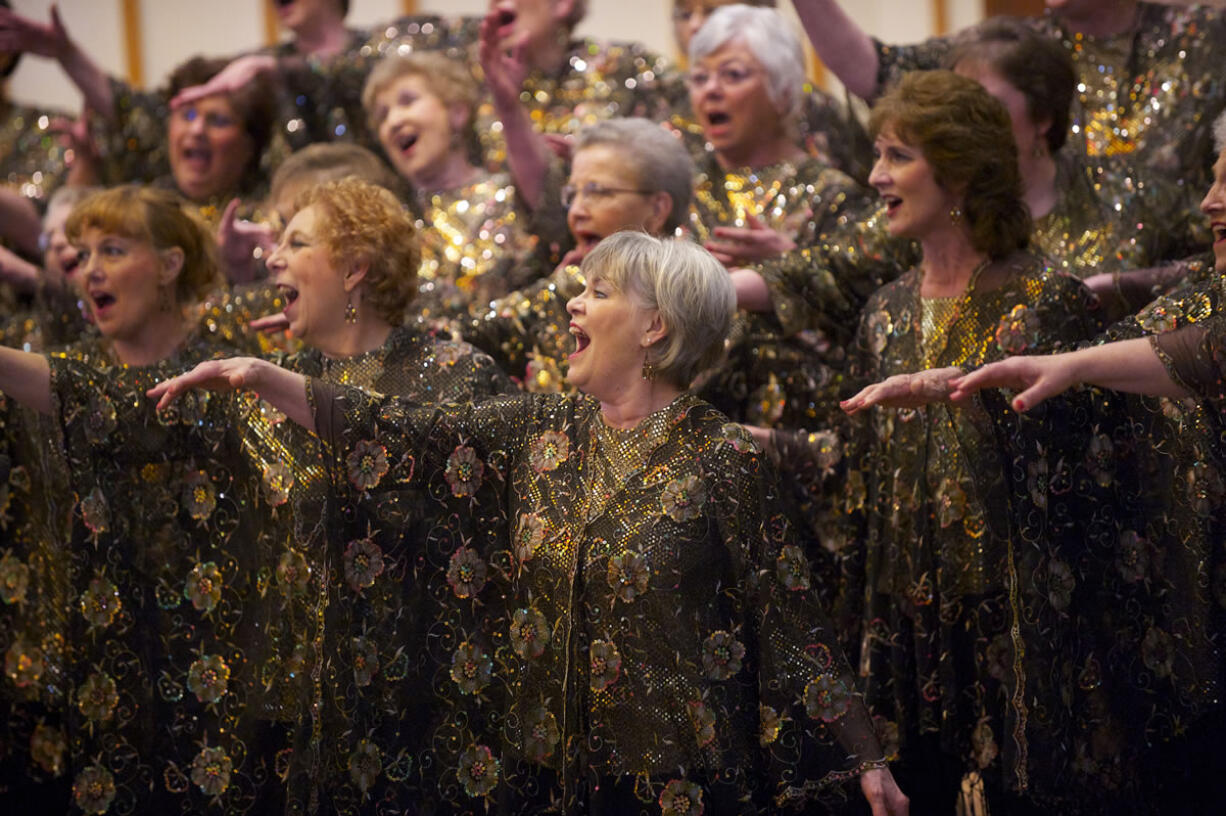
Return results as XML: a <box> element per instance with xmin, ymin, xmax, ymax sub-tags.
<box><xmin>573</xmin><ymin>118</ymin><xmax>696</xmax><ymax>233</ymax></box>
<box><xmin>689</xmin><ymin>4</ymin><xmax>806</xmax><ymax>120</ymax></box>
<box><xmin>580</xmin><ymin>231</ymin><xmax>735</xmax><ymax>387</ymax></box>
<box><xmin>1215</xmin><ymin>109</ymin><xmax>1226</xmax><ymax>155</ymax></box>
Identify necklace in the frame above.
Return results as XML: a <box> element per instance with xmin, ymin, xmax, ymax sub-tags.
<box><xmin>918</xmin><ymin>259</ymin><xmax>989</xmax><ymax>369</ymax></box>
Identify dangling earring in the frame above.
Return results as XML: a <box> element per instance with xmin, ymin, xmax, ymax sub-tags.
<box><xmin>344</xmin><ymin>295</ymin><xmax>358</xmax><ymax>324</ymax></box>
<box><xmin>949</xmin><ymin>206</ymin><xmax>963</xmax><ymax>225</ymax></box>
<box><xmin>641</xmin><ymin>353</ymin><xmax>656</xmax><ymax>381</ymax></box>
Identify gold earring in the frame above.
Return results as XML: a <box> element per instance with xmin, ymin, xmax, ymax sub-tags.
<box><xmin>949</xmin><ymin>206</ymin><xmax>963</xmax><ymax>225</ymax></box>
<box><xmin>344</xmin><ymin>295</ymin><xmax>358</xmax><ymax>324</ymax></box>
<box><xmin>641</xmin><ymin>351</ymin><xmax>657</xmax><ymax>381</ymax></box>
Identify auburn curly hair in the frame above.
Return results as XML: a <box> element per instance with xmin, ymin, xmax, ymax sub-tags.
<box><xmin>292</xmin><ymin>178</ymin><xmax>420</xmax><ymax>325</ymax></box>
<box><xmin>66</xmin><ymin>185</ymin><xmax>220</xmax><ymax>306</ymax></box>
<box><xmin>869</xmin><ymin>70</ymin><xmax>1031</xmax><ymax>260</ymax></box>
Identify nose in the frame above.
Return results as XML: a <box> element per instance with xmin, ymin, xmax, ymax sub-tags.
<box><xmin>81</xmin><ymin>249</ymin><xmax>102</xmax><ymax>281</ymax></box>
<box><xmin>266</xmin><ymin>240</ymin><xmax>288</xmax><ymax>273</ymax></box>
<box><xmin>566</xmin><ymin>291</ymin><xmax>584</xmax><ymax>316</ymax></box>
<box><xmin>868</xmin><ymin>157</ymin><xmax>889</xmax><ymax>191</ymax></box>
<box><xmin>1200</xmin><ymin>182</ymin><xmax>1224</xmax><ymax>215</ymax></box>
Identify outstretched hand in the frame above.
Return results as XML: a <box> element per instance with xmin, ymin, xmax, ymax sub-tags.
<box><xmin>948</xmin><ymin>355</ymin><xmax>1076</xmax><ymax>412</ymax></box>
<box><xmin>860</xmin><ymin>767</ymin><xmax>909</xmax><ymax>816</ymax></box>
<box><xmin>170</xmin><ymin>54</ymin><xmax>277</xmax><ymax>109</ymax></box>
<box><xmin>0</xmin><ymin>4</ymin><xmax>70</xmax><ymax>60</ymax></box>
<box><xmin>704</xmin><ymin>213</ymin><xmax>797</xmax><ymax>267</ymax></box>
<box><xmin>147</xmin><ymin>357</ymin><xmax>268</xmax><ymax>411</ymax></box>
<box><xmin>478</xmin><ymin>9</ymin><xmax>528</xmax><ymax>109</ymax></box>
<box><xmin>841</xmin><ymin>366</ymin><xmax>962</xmax><ymax>415</ymax></box>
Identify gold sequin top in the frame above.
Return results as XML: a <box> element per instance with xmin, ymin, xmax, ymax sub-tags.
<box><xmin>413</xmin><ymin>170</ymin><xmax>542</xmax><ymax>321</ymax></box>
<box><xmin>876</xmin><ymin>4</ymin><xmax>1226</xmax><ymax>208</ymax></box>
<box><xmin>0</xmin><ymin>100</ymin><xmax>69</xmax><ymax>206</ymax></box>
<box><xmin>308</xmin><ymin>385</ymin><xmax>886</xmax><ymax>811</ymax></box>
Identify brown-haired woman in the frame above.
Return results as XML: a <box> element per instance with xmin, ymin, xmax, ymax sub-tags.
<box><xmin>832</xmin><ymin>70</ymin><xmax>1101</xmax><ymax>814</ymax></box>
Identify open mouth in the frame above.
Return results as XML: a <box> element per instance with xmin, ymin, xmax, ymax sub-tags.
<box><xmin>496</xmin><ymin>7</ymin><xmax>517</xmax><ymax>34</ymax></box>
<box><xmin>569</xmin><ymin>323</ymin><xmax>590</xmax><ymax>357</ymax></box>
<box><xmin>181</xmin><ymin>145</ymin><xmax>212</xmax><ymax>168</ymax></box>
<box><xmin>277</xmin><ymin>283</ymin><xmax>300</xmax><ymax>308</ymax></box>
<box><xmin>396</xmin><ymin>132</ymin><xmax>419</xmax><ymax>154</ymax></box>
<box><xmin>1212</xmin><ymin>222</ymin><xmax>1226</xmax><ymax>243</ymax></box>
<box><xmin>881</xmin><ymin>195</ymin><xmax>902</xmax><ymax>216</ymax></box>
<box><xmin>89</xmin><ymin>291</ymin><xmax>116</xmax><ymax>313</ymax></box>
<box><xmin>705</xmin><ymin>111</ymin><xmax>731</xmax><ymax>126</ymax></box>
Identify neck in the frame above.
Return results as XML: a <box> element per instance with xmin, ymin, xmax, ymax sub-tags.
<box><xmin>1057</xmin><ymin>1</ymin><xmax>1138</xmax><ymax>38</ymax></box>
<box><xmin>1021</xmin><ymin>151</ymin><xmax>1060</xmax><ymax>221</ymax></box>
<box><xmin>110</xmin><ymin>310</ymin><xmax>192</xmax><ymax>367</ymax></box>
<box><xmin>597</xmin><ymin>378</ymin><xmax>683</xmax><ymax>430</ymax></box>
<box><xmin>715</xmin><ymin>134</ymin><xmax>805</xmax><ymax>172</ymax></box>
<box><xmin>410</xmin><ymin>151</ymin><xmax>480</xmax><ymax>197</ymax></box>
<box><xmin>919</xmin><ymin>229</ymin><xmax>989</xmax><ymax>297</ymax></box>
<box><xmin>292</xmin><ymin>13</ymin><xmax>349</xmax><ymax>58</ymax></box>
<box><xmin>524</xmin><ymin>31</ymin><xmax>573</xmax><ymax>76</ymax></box>
<box><xmin>317</xmin><ymin>315</ymin><xmax>393</xmax><ymax>360</ymax></box>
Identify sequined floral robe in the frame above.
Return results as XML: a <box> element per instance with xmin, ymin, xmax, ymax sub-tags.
<box><xmin>0</xmin><ymin>99</ymin><xmax>69</xmax><ymax>206</ymax></box>
<box><xmin>874</xmin><ymin>3</ymin><xmax>1226</xmax><ymax>228</ymax></box>
<box><xmin>840</xmin><ymin>252</ymin><xmax>1100</xmax><ymax>799</ymax></box>
<box><xmin>307</xmin><ymin>387</ymin><xmax>887</xmax><ymax>814</ymax></box>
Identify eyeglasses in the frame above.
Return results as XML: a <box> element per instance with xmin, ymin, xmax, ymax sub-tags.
<box><xmin>685</xmin><ymin>65</ymin><xmax>755</xmax><ymax>91</ymax></box>
<box><xmin>560</xmin><ymin>182</ymin><xmax>651</xmax><ymax>209</ymax></box>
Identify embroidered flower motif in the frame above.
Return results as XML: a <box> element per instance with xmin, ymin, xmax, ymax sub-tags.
<box><xmin>84</xmin><ymin>393</ymin><xmax>117</xmax><ymax>446</ymax></box>
<box><xmin>994</xmin><ymin>304</ymin><xmax>1040</xmax><ymax>354</ymax></box>
<box><xmin>701</xmin><ymin>631</ymin><xmax>745</xmax><ymax>681</ymax></box>
<box><xmin>187</xmin><ymin>654</ymin><xmax>231</xmax><ymax>705</ymax></box>
<box><xmin>718</xmin><ymin>423</ymin><xmax>758</xmax><ymax>454</ymax></box>
<box><xmin>30</xmin><ymin>723</ymin><xmax>66</xmax><ymax>776</ymax></box>
<box><xmin>73</xmin><ymin>764</ymin><xmax>116</xmax><ymax>814</ymax></box>
<box><xmin>444</xmin><ymin>446</ymin><xmax>484</xmax><ymax>497</ymax></box>
<box><xmin>5</xmin><ymin>639</ymin><xmax>43</xmax><ymax>687</ymax></box>
<box><xmin>79</xmin><ymin>575</ymin><xmax>121</xmax><ymax>629</ymax></box>
<box><xmin>806</xmin><ymin>429</ymin><xmax>842</xmax><ymax>471</ymax></box>
<box><xmin>450</xmin><ymin>642</ymin><xmax>492</xmax><ymax>694</ymax></box>
<box><xmin>262</xmin><ymin>462</ymin><xmax>294</xmax><ymax>507</ymax></box>
<box><xmin>759</xmin><ymin>704</ymin><xmax>781</xmax><ymax>746</ymax></box>
<box><xmin>80</xmin><ymin>486</ymin><xmax>109</xmax><ymax>535</ymax></box>
<box><xmin>343</xmin><ymin>538</ymin><xmax>385</xmax><ymax>592</ymax></box>
<box><xmin>1141</xmin><ymin>626</ymin><xmax>1174</xmax><ymax>678</ymax></box>
<box><xmin>1185</xmin><ymin>461</ymin><xmax>1225</xmax><ymax>518</ymax></box>
<box><xmin>454</xmin><ymin>744</ymin><xmax>499</xmax><ymax>798</ymax></box>
<box><xmin>659</xmin><ymin>778</ymin><xmax>705</xmax><ymax>816</ymax></box>
<box><xmin>523</xmin><ymin>707</ymin><xmax>560</xmax><ymax>762</ymax></box>
<box><xmin>661</xmin><ymin>475</ymin><xmax>706</xmax><ymax>522</ymax></box>
<box><xmin>434</xmin><ymin>342</ymin><xmax>466</xmax><ymax>367</ymax></box>
<box><xmin>866</xmin><ymin>310</ymin><xmax>893</xmax><ymax>355</ymax></box>
<box><xmin>776</xmin><ymin>545</ymin><xmax>811</xmax><ymax>591</ymax></box>
<box><xmin>182</xmin><ymin>471</ymin><xmax>217</xmax><ymax>521</ymax></box>
<box><xmin>985</xmin><ymin>634</ymin><xmax>1011</xmax><ymax>682</ymax></box>
<box><xmin>1047</xmin><ymin>558</ymin><xmax>1075</xmax><ymax>611</ymax></box>
<box><xmin>447</xmin><ymin>547</ymin><xmax>488</xmax><ymax>599</ymax></box>
<box><xmin>804</xmin><ymin>673</ymin><xmax>851</xmax><ymax>722</ymax></box>
<box><xmin>352</xmin><ymin>637</ymin><xmax>379</xmax><ymax>687</ymax></box>
<box><xmin>972</xmin><ymin>719</ymin><xmax>999</xmax><ymax>769</ymax></box>
<box><xmin>190</xmin><ymin>745</ymin><xmax>232</xmax><ymax>796</ymax></box>
<box><xmin>348</xmin><ymin>740</ymin><xmax>382</xmax><ymax>793</ymax></box>
<box><xmin>276</xmin><ymin>550</ymin><xmax>311</xmax><ymax>596</ymax></box>
<box><xmin>77</xmin><ymin>671</ymin><xmax>119</xmax><ymax>722</ymax></box>
<box><xmin>1137</xmin><ymin>302</ymin><xmax>1178</xmax><ymax>334</ymax></box>
<box><xmin>936</xmin><ymin>477</ymin><xmax>967</xmax><ymax>528</ymax></box>
<box><xmin>688</xmin><ymin>700</ymin><xmax>717</xmax><ymax>747</ymax></box>
<box><xmin>510</xmin><ymin>608</ymin><xmax>550</xmax><ymax>660</ymax></box>
<box><xmin>0</xmin><ymin>551</ymin><xmax>29</xmax><ymax>604</ymax></box>
<box><xmin>872</xmin><ymin>715</ymin><xmax>902</xmax><ymax>760</ymax></box>
<box><xmin>528</xmin><ymin>431</ymin><xmax>569</xmax><ymax>473</ymax></box>
<box><xmin>514</xmin><ymin>513</ymin><xmax>546</xmax><ymax>565</ymax></box>
<box><xmin>1085</xmin><ymin>433</ymin><xmax>1114</xmax><ymax>488</ymax></box>
<box><xmin>588</xmin><ymin>639</ymin><xmax>622</xmax><ymax>692</ymax></box>
<box><xmin>1117</xmin><ymin>530</ymin><xmax>1154</xmax><ymax>584</ymax></box>
<box><xmin>347</xmin><ymin>439</ymin><xmax>389</xmax><ymax>491</ymax></box>
<box><xmin>607</xmin><ymin>551</ymin><xmax>650</xmax><ymax>603</ymax></box>
<box><xmin>1027</xmin><ymin>459</ymin><xmax>1049</xmax><ymax>509</ymax></box>
<box><xmin>184</xmin><ymin>562</ymin><xmax>223</xmax><ymax>614</ymax></box>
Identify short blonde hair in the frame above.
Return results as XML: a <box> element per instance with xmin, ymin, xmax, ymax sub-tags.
<box><xmin>581</xmin><ymin>231</ymin><xmax>734</xmax><ymax>387</ymax></box>
<box><xmin>66</xmin><ymin>185</ymin><xmax>220</xmax><ymax>306</ymax></box>
<box><xmin>361</xmin><ymin>52</ymin><xmax>479</xmax><ymax>137</ymax></box>
<box><xmin>270</xmin><ymin>143</ymin><xmax>400</xmax><ymax>203</ymax></box>
<box><xmin>293</xmin><ymin>178</ymin><xmax>421</xmax><ymax>325</ymax></box>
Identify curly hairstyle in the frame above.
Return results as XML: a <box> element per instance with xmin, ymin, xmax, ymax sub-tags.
<box><xmin>945</xmin><ymin>16</ymin><xmax>1075</xmax><ymax>155</ymax></box>
<box><xmin>167</xmin><ymin>55</ymin><xmax>278</xmax><ymax>182</ymax></box>
<box><xmin>869</xmin><ymin>70</ymin><xmax>1031</xmax><ymax>260</ymax></box>
<box><xmin>292</xmin><ymin>177</ymin><xmax>421</xmax><ymax>325</ymax></box>
<box><xmin>65</xmin><ymin>185</ymin><xmax>220</xmax><ymax>306</ymax></box>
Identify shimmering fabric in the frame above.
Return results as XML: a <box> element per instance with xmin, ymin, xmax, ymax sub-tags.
<box><xmin>0</xmin><ymin>100</ymin><xmax>68</xmax><ymax>205</ymax></box>
<box><xmin>875</xmin><ymin>4</ymin><xmax>1226</xmax><ymax>215</ymax></box>
<box><xmin>309</xmin><ymin>386</ymin><xmax>885</xmax><ymax>813</ymax></box>
<box><xmin>413</xmin><ymin>171</ymin><xmax>542</xmax><ymax>321</ymax></box>
<box><xmin>197</xmin><ymin>281</ymin><xmax>295</xmax><ymax>357</ymax></box>
<box><xmin>836</xmin><ymin>254</ymin><xmax>1099</xmax><ymax>801</ymax></box>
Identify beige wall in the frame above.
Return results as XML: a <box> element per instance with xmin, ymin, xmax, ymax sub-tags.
<box><xmin>6</xmin><ymin>0</ymin><xmax>978</xmax><ymax>112</ymax></box>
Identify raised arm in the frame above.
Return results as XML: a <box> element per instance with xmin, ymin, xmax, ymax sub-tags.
<box><xmin>790</xmin><ymin>0</ymin><xmax>880</xmax><ymax>99</ymax></box>
<box><xmin>0</xmin><ymin>4</ymin><xmax>114</xmax><ymax>119</ymax></box>
<box><xmin>0</xmin><ymin>347</ymin><xmax>52</xmax><ymax>415</ymax></box>
<box><xmin>149</xmin><ymin>357</ymin><xmax>312</xmax><ymax>428</ymax></box>
<box><xmin>948</xmin><ymin>338</ymin><xmax>1189</xmax><ymax>412</ymax></box>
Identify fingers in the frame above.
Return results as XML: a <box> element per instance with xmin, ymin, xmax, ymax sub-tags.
<box><xmin>170</xmin><ymin>84</ymin><xmax>211</xmax><ymax>110</ymax></box>
<box><xmin>218</xmin><ymin>198</ymin><xmax>241</xmax><ymax>236</ymax></box>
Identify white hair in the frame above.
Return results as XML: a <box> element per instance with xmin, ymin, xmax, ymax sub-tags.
<box><xmin>688</xmin><ymin>4</ymin><xmax>806</xmax><ymax>120</ymax></box>
<box><xmin>581</xmin><ymin>231</ymin><xmax>735</xmax><ymax>387</ymax></box>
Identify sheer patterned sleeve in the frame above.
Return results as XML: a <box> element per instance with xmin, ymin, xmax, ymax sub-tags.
<box><xmin>1152</xmin><ymin>316</ymin><xmax>1226</xmax><ymax>403</ymax></box>
<box><xmin>873</xmin><ymin>35</ymin><xmax>952</xmax><ymax>96</ymax></box>
<box><xmin>705</xmin><ymin>431</ymin><xmax>886</xmax><ymax>806</ymax></box>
